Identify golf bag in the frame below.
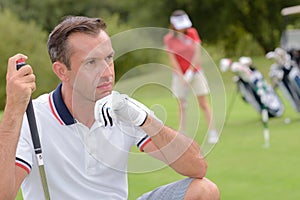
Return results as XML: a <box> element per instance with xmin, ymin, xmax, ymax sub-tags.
<box><xmin>266</xmin><ymin>47</ymin><xmax>300</xmax><ymax>112</ymax></box>
<box><xmin>220</xmin><ymin>57</ymin><xmax>284</xmax><ymax>117</ymax></box>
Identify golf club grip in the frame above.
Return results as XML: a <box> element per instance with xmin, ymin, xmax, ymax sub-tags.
<box><xmin>16</xmin><ymin>60</ymin><xmax>42</xmax><ymax>155</ymax></box>
<box><xmin>26</xmin><ymin>99</ymin><xmax>42</xmax><ymax>155</ymax></box>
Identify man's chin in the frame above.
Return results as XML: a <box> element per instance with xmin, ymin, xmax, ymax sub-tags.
<box><xmin>96</xmin><ymin>91</ymin><xmax>112</xmax><ymax>100</ymax></box>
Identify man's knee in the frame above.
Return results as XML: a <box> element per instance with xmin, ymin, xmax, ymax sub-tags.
<box><xmin>184</xmin><ymin>178</ymin><xmax>220</xmax><ymax>200</ymax></box>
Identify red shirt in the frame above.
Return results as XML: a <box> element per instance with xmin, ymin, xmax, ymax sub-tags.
<box><xmin>164</xmin><ymin>27</ymin><xmax>201</xmax><ymax>74</ymax></box>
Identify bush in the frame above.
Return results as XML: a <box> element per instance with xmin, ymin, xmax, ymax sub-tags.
<box><xmin>0</xmin><ymin>9</ymin><xmax>58</xmax><ymax>110</ymax></box>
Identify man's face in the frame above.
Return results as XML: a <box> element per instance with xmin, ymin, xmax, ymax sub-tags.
<box><xmin>67</xmin><ymin>31</ymin><xmax>115</xmax><ymax>102</ymax></box>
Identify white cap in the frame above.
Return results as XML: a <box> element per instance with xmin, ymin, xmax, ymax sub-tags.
<box><xmin>170</xmin><ymin>14</ymin><xmax>192</xmax><ymax>30</ymax></box>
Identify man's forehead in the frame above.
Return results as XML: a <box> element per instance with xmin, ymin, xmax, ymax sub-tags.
<box><xmin>69</xmin><ymin>31</ymin><xmax>113</xmax><ymax>57</ymax></box>
<box><xmin>86</xmin><ymin>38</ymin><xmax>114</xmax><ymax>58</ymax></box>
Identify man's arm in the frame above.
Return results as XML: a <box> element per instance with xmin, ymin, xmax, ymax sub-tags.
<box><xmin>0</xmin><ymin>54</ymin><xmax>35</xmax><ymax>200</ymax></box>
<box><xmin>94</xmin><ymin>92</ymin><xmax>207</xmax><ymax>178</ymax></box>
<box><xmin>141</xmin><ymin>115</ymin><xmax>207</xmax><ymax>179</ymax></box>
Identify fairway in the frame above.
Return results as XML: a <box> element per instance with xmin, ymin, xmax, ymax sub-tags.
<box><xmin>122</xmin><ymin>61</ymin><xmax>300</xmax><ymax>200</ymax></box>
<box><xmin>10</xmin><ymin>56</ymin><xmax>300</xmax><ymax>199</ymax></box>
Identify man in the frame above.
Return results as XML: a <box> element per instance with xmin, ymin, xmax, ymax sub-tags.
<box><xmin>0</xmin><ymin>54</ymin><xmax>35</xmax><ymax>200</ymax></box>
<box><xmin>0</xmin><ymin>16</ymin><xmax>219</xmax><ymax>199</ymax></box>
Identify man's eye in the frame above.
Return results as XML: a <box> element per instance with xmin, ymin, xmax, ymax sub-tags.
<box><xmin>87</xmin><ymin>59</ymin><xmax>96</xmax><ymax>65</ymax></box>
<box><xmin>84</xmin><ymin>59</ymin><xmax>97</xmax><ymax>68</ymax></box>
<box><xmin>105</xmin><ymin>54</ymin><xmax>114</xmax><ymax>64</ymax></box>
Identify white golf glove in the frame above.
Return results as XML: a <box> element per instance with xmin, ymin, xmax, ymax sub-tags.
<box><xmin>94</xmin><ymin>91</ymin><xmax>148</xmax><ymax>127</ymax></box>
<box><xmin>183</xmin><ymin>69</ymin><xmax>194</xmax><ymax>83</ymax></box>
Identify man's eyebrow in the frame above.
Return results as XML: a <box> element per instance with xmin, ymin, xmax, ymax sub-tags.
<box><xmin>82</xmin><ymin>56</ymin><xmax>97</xmax><ymax>63</ymax></box>
<box><xmin>81</xmin><ymin>49</ymin><xmax>114</xmax><ymax>63</ymax></box>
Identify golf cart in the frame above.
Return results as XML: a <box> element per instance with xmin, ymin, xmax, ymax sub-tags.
<box><xmin>280</xmin><ymin>5</ymin><xmax>300</xmax><ymax>65</ymax></box>
<box><xmin>266</xmin><ymin>5</ymin><xmax>300</xmax><ymax>113</ymax></box>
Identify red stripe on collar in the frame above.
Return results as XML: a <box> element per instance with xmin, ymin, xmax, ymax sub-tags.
<box><xmin>49</xmin><ymin>93</ymin><xmax>64</xmax><ymax>125</ymax></box>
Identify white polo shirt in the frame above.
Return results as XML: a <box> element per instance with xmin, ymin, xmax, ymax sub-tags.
<box><xmin>16</xmin><ymin>84</ymin><xmax>151</xmax><ymax>200</ymax></box>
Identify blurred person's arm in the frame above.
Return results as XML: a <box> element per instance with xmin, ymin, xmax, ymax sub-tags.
<box><xmin>0</xmin><ymin>54</ymin><xmax>35</xmax><ymax>200</ymax></box>
<box><xmin>190</xmin><ymin>42</ymin><xmax>201</xmax><ymax>69</ymax></box>
<box><xmin>187</xmin><ymin>28</ymin><xmax>202</xmax><ymax>72</ymax></box>
<box><xmin>167</xmin><ymin>52</ymin><xmax>184</xmax><ymax>75</ymax></box>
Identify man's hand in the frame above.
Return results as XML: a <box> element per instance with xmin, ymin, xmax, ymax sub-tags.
<box><xmin>94</xmin><ymin>91</ymin><xmax>148</xmax><ymax>127</ymax></box>
<box><xmin>5</xmin><ymin>54</ymin><xmax>36</xmax><ymax>115</ymax></box>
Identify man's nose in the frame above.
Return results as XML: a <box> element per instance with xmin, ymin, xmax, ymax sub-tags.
<box><xmin>98</xmin><ymin>61</ymin><xmax>113</xmax><ymax>77</ymax></box>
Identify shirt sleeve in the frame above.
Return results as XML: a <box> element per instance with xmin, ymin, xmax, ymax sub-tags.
<box><xmin>136</xmin><ymin>135</ymin><xmax>151</xmax><ymax>152</ymax></box>
<box><xmin>187</xmin><ymin>28</ymin><xmax>201</xmax><ymax>43</ymax></box>
<box><xmin>15</xmin><ymin>116</ymin><xmax>35</xmax><ymax>174</ymax></box>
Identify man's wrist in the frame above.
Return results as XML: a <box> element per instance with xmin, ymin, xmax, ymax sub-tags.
<box><xmin>138</xmin><ymin>112</ymin><xmax>148</xmax><ymax>126</ymax></box>
<box><xmin>140</xmin><ymin>115</ymin><xmax>164</xmax><ymax>137</ymax></box>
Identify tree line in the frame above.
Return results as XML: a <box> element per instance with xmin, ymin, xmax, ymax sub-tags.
<box><xmin>1</xmin><ymin>0</ymin><xmax>299</xmax><ymax>52</ymax></box>
<box><xmin>0</xmin><ymin>0</ymin><xmax>299</xmax><ymax>110</ymax></box>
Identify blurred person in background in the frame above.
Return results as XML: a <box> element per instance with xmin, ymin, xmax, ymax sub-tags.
<box><xmin>164</xmin><ymin>10</ymin><xmax>219</xmax><ymax>144</ymax></box>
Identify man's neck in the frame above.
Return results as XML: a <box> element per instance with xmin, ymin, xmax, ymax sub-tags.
<box><xmin>61</xmin><ymin>85</ymin><xmax>95</xmax><ymax>128</ymax></box>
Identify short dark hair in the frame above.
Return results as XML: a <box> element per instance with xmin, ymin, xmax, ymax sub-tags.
<box><xmin>47</xmin><ymin>16</ymin><xmax>106</xmax><ymax>69</ymax></box>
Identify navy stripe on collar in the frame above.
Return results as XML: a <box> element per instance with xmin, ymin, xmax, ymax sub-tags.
<box><xmin>52</xmin><ymin>83</ymin><xmax>76</xmax><ymax>125</ymax></box>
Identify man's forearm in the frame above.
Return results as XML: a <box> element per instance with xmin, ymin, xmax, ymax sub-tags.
<box><xmin>141</xmin><ymin>116</ymin><xmax>207</xmax><ymax>178</ymax></box>
<box><xmin>0</xmin><ymin>105</ymin><xmax>23</xmax><ymax>200</ymax></box>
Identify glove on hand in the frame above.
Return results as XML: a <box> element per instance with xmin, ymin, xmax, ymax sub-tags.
<box><xmin>94</xmin><ymin>91</ymin><xmax>148</xmax><ymax>127</ymax></box>
<box><xmin>183</xmin><ymin>69</ymin><xmax>194</xmax><ymax>83</ymax></box>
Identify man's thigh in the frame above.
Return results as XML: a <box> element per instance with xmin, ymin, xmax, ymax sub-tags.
<box><xmin>137</xmin><ymin>178</ymin><xmax>193</xmax><ymax>200</ymax></box>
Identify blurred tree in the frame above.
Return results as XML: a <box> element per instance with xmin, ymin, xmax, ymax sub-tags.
<box><xmin>175</xmin><ymin>0</ymin><xmax>300</xmax><ymax>54</ymax></box>
<box><xmin>0</xmin><ymin>0</ymin><xmax>138</xmax><ymax>32</ymax></box>
<box><xmin>2</xmin><ymin>0</ymin><xmax>300</xmax><ymax>54</ymax></box>
<box><xmin>1</xmin><ymin>0</ymin><xmax>300</xmax><ymax>80</ymax></box>
<box><xmin>0</xmin><ymin>9</ymin><xmax>58</xmax><ymax>110</ymax></box>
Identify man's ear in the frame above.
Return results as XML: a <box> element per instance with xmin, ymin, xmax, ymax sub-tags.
<box><xmin>52</xmin><ymin>61</ymin><xmax>70</xmax><ymax>82</ymax></box>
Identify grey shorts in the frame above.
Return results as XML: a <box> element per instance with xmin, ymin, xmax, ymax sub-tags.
<box><xmin>171</xmin><ymin>70</ymin><xmax>209</xmax><ymax>99</ymax></box>
<box><xmin>137</xmin><ymin>178</ymin><xmax>193</xmax><ymax>200</ymax></box>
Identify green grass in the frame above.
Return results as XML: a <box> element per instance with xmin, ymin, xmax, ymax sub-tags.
<box><xmin>124</xmin><ymin>57</ymin><xmax>300</xmax><ymax>199</ymax></box>
<box><xmin>9</xmin><ymin>56</ymin><xmax>300</xmax><ymax>199</ymax></box>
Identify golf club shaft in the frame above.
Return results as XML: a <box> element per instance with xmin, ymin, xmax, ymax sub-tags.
<box><xmin>26</xmin><ymin>99</ymin><xmax>50</xmax><ymax>199</ymax></box>
<box><xmin>17</xmin><ymin>60</ymin><xmax>50</xmax><ymax>199</ymax></box>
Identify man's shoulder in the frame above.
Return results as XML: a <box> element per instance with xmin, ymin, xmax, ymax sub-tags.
<box><xmin>31</xmin><ymin>93</ymin><xmax>53</xmax><ymax>113</ymax></box>
<box><xmin>33</xmin><ymin>93</ymin><xmax>50</xmax><ymax>104</ymax></box>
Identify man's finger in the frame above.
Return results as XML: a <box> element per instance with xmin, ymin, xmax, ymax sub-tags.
<box><xmin>22</xmin><ymin>73</ymin><xmax>36</xmax><ymax>84</ymax></box>
<box><xmin>17</xmin><ymin>65</ymin><xmax>34</xmax><ymax>77</ymax></box>
<box><xmin>7</xmin><ymin>53</ymin><xmax>28</xmax><ymax>76</ymax></box>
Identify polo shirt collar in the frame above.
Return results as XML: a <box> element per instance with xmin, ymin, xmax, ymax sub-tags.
<box><xmin>50</xmin><ymin>83</ymin><xmax>76</xmax><ymax>125</ymax></box>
